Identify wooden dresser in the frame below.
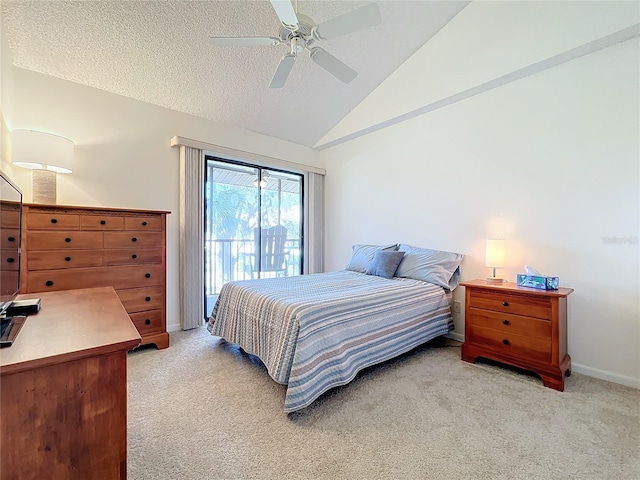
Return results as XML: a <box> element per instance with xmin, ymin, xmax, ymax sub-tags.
<box><xmin>461</xmin><ymin>279</ymin><xmax>574</xmax><ymax>391</ymax></box>
<box><xmin>20</xmin><ymin>203</ymin><xmax>170</xmax><ymax>349</ymax></box>
<box><xmin>0</xmin><ymin>287</ymin><xmax>141</xmax><ymax>480</ymax></box>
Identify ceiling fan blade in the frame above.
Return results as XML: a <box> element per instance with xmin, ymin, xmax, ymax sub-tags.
<box><xmin>210</xmin><ymin>37</ymin><xmax>280</xmax><ymax>47</ymax></box>
<box><xmin>270</xmin><ymin>0</ymin><xmax>299</xmax><ymax>29</ymax></box>
<box><xmin>309</xmin><ymin>48</ymin><xmax>357</xmax><ymax>84</ymax></box>
<box><xmin>314</xmin><ymin>3</ymin><xmax>381</xmax><ymax>40</ymax></box>
<box><xmin>269</xmin><ymin>53</ymin><xmax>296</xmax><ymax>88</ymax></box>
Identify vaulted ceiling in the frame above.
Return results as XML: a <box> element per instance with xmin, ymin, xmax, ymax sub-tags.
<box><xmin>1</xmin><ymin>0</ymin><xmax>469</xmax><ymax>148</ymax></box>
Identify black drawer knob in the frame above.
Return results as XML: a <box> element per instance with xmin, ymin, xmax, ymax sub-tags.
<box><xmin>132</xmin><ymin>237</ymin><xmax>138</xmax><ymax>242</ymax></box>
<box><xmin>145</xmin><ymin>296</ymin><xmax>151</xmax><ymax>302</ymax></box>
<box><xmin>51</xmin><ymin>218</ymin><xmax>57</xmax><ymax>224</ymax></box>
<box><xmin>131</xmin><ymin>254</ymin><xmax>138</xmax><ymax>259</ymax></box>
<box><xmin>45</xmin><ymin>280</ymin><xmax>54</xmax><ymax>287</ymax></box>
<box><xmin>6</xmin><ymin>257</ymin><xmax>14</xmax><ymax>263</ymax></box>
<box><xmin>142</xmin><ymin>221</ymin><xmax>148</xmax><ymax>226</ymax></box>
<box><xmin>502</xmin><ymin>339</ymin><xmax>510</xmax><ymax>345</ymax></box>
<box><xmin>145</xmin><ymin>273</ymin><xmax>151</xmax><ymax>278</ymax></box>
<box><xmin>65</xmin><ymin>256</ymin><xmax>71</xmax><ymax>262</ymax></box>
<box><xmin>65</xmin><ymin>237</ymin><xmax>71</xmax><ymax>243</ymax></box>
<box><xmin>100</xmin><ymin>220</ymin><xmax>106</xmax><ymax>225</ymax></box>
<box><xmin>145</xmin><ymin>319</ymin><xmax>151</xmax><ymax>325</ymax></box>
<box><xmin>502</xmin><ymin>301</ymin><xmax>509</xmax><ymax>307</ymax></box>
<box><xmin>502</xmin><ymin>319</ymin><xmax>509</xmax><ymax>325</ymax></box>
<box><xmin>7</xmin><ymin>236</ymin><xmax>15</xmax><ymax>242</ymax></box>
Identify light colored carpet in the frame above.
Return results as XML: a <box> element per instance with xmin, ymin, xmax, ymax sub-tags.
<box><xmin>127</xmin><ymin>328</ymin><xmax>639</xmax><ymax>480</ymax></box>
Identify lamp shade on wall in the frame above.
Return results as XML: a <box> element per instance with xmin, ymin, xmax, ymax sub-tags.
<box><xmin>11</xmin><ymin>130</ymin><xmax>74</xmax><ymax>204</ymax></box>
<box><xmin>11</xmin><ymin>130</ymin><xmax>74</xmax><ymax>173</ymax></box>
<box><xmin>485</xmin><ymin>239</ymin><xmax>505</xmax><ymax>283</ymax></box>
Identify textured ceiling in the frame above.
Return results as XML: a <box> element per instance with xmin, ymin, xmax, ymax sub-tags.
<box><xmin>1</xmin><ymin>0</ymin><xmax>469</xmax><ymax>148</ymax></box>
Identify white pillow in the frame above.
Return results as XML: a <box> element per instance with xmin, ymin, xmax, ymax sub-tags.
<box><xmin>345</xmin><ymin>244</ymin><xmax>398</xmax><ymax>273</ymax></box>
<box><xmin>395</xmin><ymin>244</ymin><xmax>464</xmax><ymax>290</ymax></box>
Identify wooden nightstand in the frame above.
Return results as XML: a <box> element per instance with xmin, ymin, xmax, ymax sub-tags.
<box><xmin>461</xmin><ymin>279</ymin><xmax>574</xmax><ymax>391</ymax></box>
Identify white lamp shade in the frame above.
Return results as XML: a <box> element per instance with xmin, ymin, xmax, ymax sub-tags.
<box><xmin>485</xmin><ymin>239</ymin><xmax>505</xmax><ymax>268</ymax></box>
<box><xmin>11</xmin><ymin>130</ymin><xmax>74</xmax><ymax>174</ymax></box>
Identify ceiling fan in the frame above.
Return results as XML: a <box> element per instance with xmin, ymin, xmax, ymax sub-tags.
<box><xmin>210</xmin><ymin>0</ymin><xmax>382</xmax><ymax>88</ymax></box>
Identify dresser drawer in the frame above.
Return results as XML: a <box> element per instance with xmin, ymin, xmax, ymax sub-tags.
<box><xmin>130</xmin><ymin>310</ymin><xmax>163</xmax><ymax>335</ymax></box>
<box><xmin>27</xmin><ymin>213</ymin><xmax>80</xmax><ymax>230</ymax></box>
<box><xmin>468</xmin><ymin>290</ymin><xmax>551</xmax><ymax>320</ymax></box>
<box><xmin>27</xmin><ymin>250</ymin><xmax>103</xmax><ymax>270</ymax></box>
<box><xmin>467</xmin><ymin>325</ymin><xmax>551</xmax><ymax>362</ymax></box>
<box><xmin>116</xmin><ymin>286</ymin><xmax>164</xmax><ymax>313</ymax></box>
<box><xmin>468</xmin><ymin>307</ymin><xmax>551</xmax><ymax>340</ymax></box>
<box><xmin>80</xmin><ymin>215</ymin><xmax>124</xmax><ymax>230</ymax></box>
<box><xmin>1</xmin><ymin>229</ymin><xmax>19</xmax><ymax>249</ymax></box>
<box><xmin>103</xmin><ymin>232</ymin><xmax>163</xmax><ymax>248</ymax></box>
<box><xmin>27</xmin><ymin>231</ymin><xmax>104</xmax><ymax>250</ymax></box>
<box><xmin>26</xmin><ymin>264</ymin><xmax>164</xmax><ymax>292</ymax></box>
<box><xmin>124</xmin><ymin>216</ymin><xmax>162</xmax><ymax>231</ymax></box>
<box><xmin>1</xmin><ymin>209</ymin><xmax>20</xmax><ymax>228</ymax></box>
<box><xmin>104</xmin><ymin>248</ymin><xmax>163</xmax><ymax>266</ymax></box>
<box><xmin>1</xmin><ymin>248</ymin><xmax>19</xmax><ymax>270</ymax></box>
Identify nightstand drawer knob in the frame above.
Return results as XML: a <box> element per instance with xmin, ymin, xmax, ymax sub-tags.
<box><xmin>132</xmin><ymin>237</ymin><xmax>138</xmax><ymax>242</ymax></box>
<box><xmin>145</xmin><ymin>319</ymin><xmax>151</xmax><ymax>325</ymax></box>
<box><xmin>502</xmin><ymin>301</ymin><xmax>509</xmax><ymax>307</ymax></box>
<box><xmin>51</xmin><ymin>218</ymin><xmax>57</xmax><ymax>224</ymax></box>
<box><xmin>145</xmin><ymin>273</ymin><xmax>151</xmax><ymax>278</ymax></box>
<box><xmin>502</xmin><ymin>339</ymin><xmax>510</xmax><ymax>345</ymax></box>
<box><xmin>100</xmin><ymin>220</ymin><xmax>106</xmax><ymax>225</ymax></box>
<box><xmin>502</xmin><ymin>319</ymin><xmax>509</xmax><ymax>325</ymax></box>
<box><xmin>65</xmin><ymin>237</ymin><xmax>71</xmax><ymax>243</ymax></box>
<box><xmin>7</xmin><ymin>236</ymin><xmax>15</xmax><ymax>242</ymax></box>
<box><xmin>46</xmin><ymin>280</ymin><xmax>54</xmax><ymax>287</ymax></box>
<box><xmin>65</xmin><ymin>256</ymin><xmax>71</xmax><ymax>262</ymax></box>
<box><xmin>145</xmin><ymin>296</ymin><xmax>151</xmax><ymax>302</ymax></box>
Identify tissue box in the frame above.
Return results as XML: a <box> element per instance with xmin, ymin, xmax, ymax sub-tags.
<box><xmin>516</xmin><ymin>274</ymin><xmax>559</xmax><ymax>290</ymax></box>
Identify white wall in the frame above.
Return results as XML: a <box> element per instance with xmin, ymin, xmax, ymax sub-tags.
<box><xmin>320</xmin><ymin>6</ymin><xmax>639</xmax><ymax>387</ymax></box>
<box><xmin>6</xmin><ymin>68</ymin><xmax>321</xmax><ymax>333</ymax></box>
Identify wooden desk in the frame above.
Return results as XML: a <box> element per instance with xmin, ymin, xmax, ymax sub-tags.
<box><xmin>0</xmin><ymin>287</ymin><xmax>141</xmax><ymax>480</ymax></box>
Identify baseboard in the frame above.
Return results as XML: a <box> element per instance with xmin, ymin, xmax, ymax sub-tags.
<box><xmin>446</xmin><ymin>332</ymin><xmax>464</xmax><ymax>343</ymax></box>
<box><xmin>167</xmin><ymin>323</ymin><xmax>182</xmax><ymax>333</ymax></box>
<box><xmin>444</xmin><ymin>332</ymin><xmax>638</xmax><ymax>389</ymax></box>
<box><xmin>571</xmin><ymin>362</ymin><xmax>640</xmax><ymax>389</ymax></box>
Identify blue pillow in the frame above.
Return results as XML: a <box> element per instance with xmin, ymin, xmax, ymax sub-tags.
<box><xmin>345</xmin><ymin>244</ymin><xmax>398</xmax><ymax>273</ymax></box>
<box><xmin>365</xmin><ymin>250</ymin><xmax>405</xmax><ymax>279</ymax></box>
<box><xmin>395</xmin><ymin>244</ymin><xmax>464</xmax><ymax>290</ymax></box>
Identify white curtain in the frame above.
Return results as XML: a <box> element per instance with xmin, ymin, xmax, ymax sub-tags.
<box><xmin>179</xmin><ymin>145</ymin><xmax>205</xmax><ymax>330</ymax></box>
<box><xmin>305</xmin><ymin>172</ymin><xmax>324</xmax><ymax>274</ymax></box>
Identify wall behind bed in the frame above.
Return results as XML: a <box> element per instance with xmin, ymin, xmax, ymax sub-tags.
<box><xmin>319</xmin><ymin>2</ymin><xmax>639</xmax><ymax>389</ymax></box>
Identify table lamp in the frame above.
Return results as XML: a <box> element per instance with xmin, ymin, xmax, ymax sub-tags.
<box><xmin>11</xmin><ymin>129</ymin><xmax>74</xmax><ymax>204</ymax></box>
<box><xmin>485</xmin><ymin>239</ymin><xmax>505</xmax><ymax>284</ymax></box>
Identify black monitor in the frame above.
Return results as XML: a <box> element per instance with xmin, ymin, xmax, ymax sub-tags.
<box><xmin>0</xmin><ymin>171</ymin><xmax>22</xmax><ymax>318</ymax></box>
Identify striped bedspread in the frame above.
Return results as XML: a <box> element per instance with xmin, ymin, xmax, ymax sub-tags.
<box><xmin>207</xmin><ymin>270</ymin><xmax>453</xmax><ymax>413</ymax></box>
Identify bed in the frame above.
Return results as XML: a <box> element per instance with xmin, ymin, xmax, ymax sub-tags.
<box><xmin>207</xmin><ymin>243</ymin><xmax>463</xmax><ymax>413</ymax></box>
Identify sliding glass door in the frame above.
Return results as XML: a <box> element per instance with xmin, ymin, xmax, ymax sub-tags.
<box><xmin>204</xmin><ymin>158</ymin><xmax>303</xmax><ymax>315</ymax></box>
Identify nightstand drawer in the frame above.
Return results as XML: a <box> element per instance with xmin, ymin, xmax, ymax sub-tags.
<box><xmin>468</xmin><ymin>290</ymin><xmax>551</xmax><ymax>320</ymax></box>
<box><xmin>468</xmin><ymin>325</ymin><xmax>551</xmax><ymax>362</ymax></box>
<box><xmin>468</xmin><ymin>307</ymin><xmax>551</xmax><ymax>340</ymax></box>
